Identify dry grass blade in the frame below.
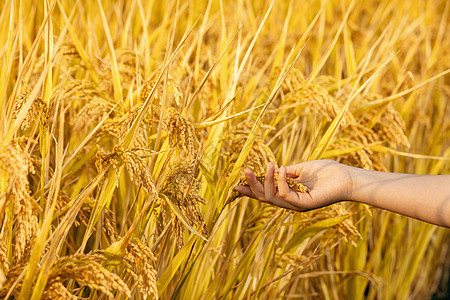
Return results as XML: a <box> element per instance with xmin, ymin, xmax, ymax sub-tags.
<box><xmin>355</xmin><ymin>69</ymin><xmax>450</xmax><ymax>112</ymax></box>
<box><xmin>371</xmin><ymin>145</ymin><xmax>450</xmax><ymax>161</ymax></box>
<box><xmin>183</xmin><ymin>26</ymin><xmax>242</xmax><ymax>115</ymax></box>
<box><xmin>306</xmin><ymin>0</ymin><xmax>355</xmax><ymax>84</ymax></box>
<box><xmin>194</xmin><ymin>103</ymin><xmax>264</xmax><ymax>129</ymax></box>
<box><xmin>97</xmin><ymin>0</ymin><xmax>123</xmax><ymax>102</ymax></box>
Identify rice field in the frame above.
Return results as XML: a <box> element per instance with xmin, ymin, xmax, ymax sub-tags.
<box><xmin>0</xmin><ymin>0</ymin><xmax>449</xmax><ymax>299</ymax></box>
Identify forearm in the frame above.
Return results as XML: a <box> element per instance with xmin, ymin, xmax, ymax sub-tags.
<box><xmin>345</xmin><ymin>166</ymin><xmax>450</xmax><ymax>227</ymax></box>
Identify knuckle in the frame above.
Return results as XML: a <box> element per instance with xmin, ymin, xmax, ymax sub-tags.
<box><xmin>247</xmin><ymin>178</ymin><xmax>258</xmax><ymax>187</ymax></box>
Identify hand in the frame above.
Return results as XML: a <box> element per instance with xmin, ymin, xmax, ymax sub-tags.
<box><xmin>234</xmin><ymin>160</ymin><xmax>353</xmax><ymax>211</ymax></box>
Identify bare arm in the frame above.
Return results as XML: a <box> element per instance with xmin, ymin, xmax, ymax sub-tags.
<box><xmin>235</xmin><ymin>160</ymin><xmax>450</xmax><ymax>227</ymax></box>
<box><xmin>348</xmin><ymin>166</ymin><xmax>450</xmax><ymax>227</ymax></box>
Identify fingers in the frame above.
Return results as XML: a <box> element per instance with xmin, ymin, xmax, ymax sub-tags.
<box><xmin>243</xmin><ymin>168</ymin><xmax>265</xmax><ymax>200</ymax></box>
<box><xmin>234</xmin><ymin>185</ymin><xmax>258</xmax><ymax>199</ymax></box>
<box><xmin>235</xmin><ymin>165</ymin><xmax>315</xmax><ymax>211</ymax></box>
<box><xmin>277</xmin><ymin>166</ymin><xmax>299</xmax><ymax>202</ymax></box>
<box><xmin>266</xmin><ymin>195</ymin><xmax>300</xmax><ymax>210</ymax></box>
<box><xmin>265</xmin><ymin>162</ymin><xmax>277</xmax><ymax>200</ymax></box>
<box><xmin>285</xmin><ymin>163</ymin><xmax>304</xmax><ymax>178</ymax></box>
<box><xmin>234</xmin><ymin>184</ymin><xmax>300</xmax><ymax>211</ymax></box>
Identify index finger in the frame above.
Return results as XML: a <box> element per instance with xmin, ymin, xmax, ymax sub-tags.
<box><xmin>285</xmin><ymin>164</ymin><xmax>304</xmax><ymax>178</ymax></box>
<box><xmin>277</xmin><ymin>166</ymin><xmax>300</xmax><ymax>202</ymax></box>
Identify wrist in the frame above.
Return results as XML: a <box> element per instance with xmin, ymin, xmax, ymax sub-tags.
<box><xmin>345</xmin><ymin>165</ymin><xmax>375</xmax><ymax>204</ymax></box>
<box><xmin>343</xmin><ymin>164</ymin><xmax>364</xmax><ymax>203</ymax></box>
<box><xmin>330</xmin><ymin>162</ymin><xmax>357</xmax><ymax>202</ymax></box>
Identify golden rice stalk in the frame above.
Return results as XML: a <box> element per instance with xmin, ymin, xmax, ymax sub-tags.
<box><xmin>72</xmin><ymin>98</ymin><xmax>113</xmax><ymax>131</ymax></box>
<box><xmin>160</xmin><ymin>160</ymin><xmax>208</xmax><ymax>248</ymax></box>
<box><xmin>65</xmin><ymin>80</ymin><xmax>114</xmax><ymax>132</ymax></box>
<box><xmin>0</xmin><ymin>140</ymin><xmax>40</xmax><ymax>262</ymax></box>
<box><xmin>32</xmin><ymin>42</ymin><xmax>82</xmax><ymax>76</ymax></box>
<box><xmin>121</xmin><ymin>150</ymin><xmax>157</xmax><ymax>197</ymax></box>
<box><xmin>11</xmin><ymin>83</ymin><xmax>32</xmax><ymax>126</ymax></box>
<box><xmin>0</xmin><ymin>237</ymin><xmax>45</xmax><ymax>297</ymax></box>
<box><xmin>95</xmin><ymin>145</ymin><xmax>157</xmax><ymax>196</ymax></box>
<box><xmin>328</xmin><ymin>204</ymin><xmax>362</xmax><ymax>245</ymax></box>
<box><xmin>56</xmin><ymin>79</ymin><xmax>107</xmax><ymax>104</ymax></box>
<box><xmin>96</xmin><ymin>122</ymin><xmax>123</xmax><ymax>141</ymax></box>
<box><xmin>116</xmin><ymin>49</ymin><xmax>144</xmax><ymax>85</ymax></box>
<box><xmin>302</xmin><ymin>204</ymin><xmax>362</xmax><ymax>246</ymax></box>
<box><xmin>329</xmin><ymin>138</ymin><xmax>380</xmax><ymax>171</ymax></box>
<box><xmin>94</xmin><ymin>49</ymin><xmax>143</xmax><ymax>95</ymax></box>
<box><xmin>181</xmin><ymin>68</ymin><xmax>217</xmax><ymax>115</ymax></box>
<box><xmin>141</xmin><ymin>73</ymin><xmax>183</xmax><ymax>106</ymax></box>
<box><xmin>371</xmin><ymin>103</ymin><xmax>410</xmax><ymax>148</ymax></box>
<box><xmin>0</xmin><ymin>240</ymin><xmax>8</xmax><ymax>273</ymax></box>
<box><xmin>12</xmin><ymin>83</ymin><xmax>51</xmax><ymax>131</ymax></box>
<box><xmin>330</xmin><ymin>121</ymin><xmax>381</xmax><ymax>171</ymax></box>
<box><xmin>55</xmin><ymin>192</ymin><xmax>91</xmax><ymax>228</ymax></box>
<box><xmin>275</xmin><ymin>68</ymin><xmax>350</xmax><ymax>123</ymax></box>
<box><xmin>278</xmin><ymin>252</ymin><xmax>319</xmax><ymax>270</ymax></box>
<box><xmin>285</xmin><ymin>83</ymin><xmax>342</xmax><ymax>121</ymax></box>
<box><xmin>0</xmin><ymin>263</ymin><xmax>27</xmax><ymax>298</ymax></box>
<box><xmin>44</xmin><ymin>254</ymin><xmax>131</xmax><ymax>299</ymax></box>
<box><xmin>115</xmin><ymin>104</ymin><xmax>152</xmax><ymax>148</ymax></box>
<box><xmin>163</xmin><ymin>107</ymin><xmax>200</xmax><ymax>157</ymax></box>
<box><xmin>42</xmin><ymin>282</ymin><xmax>77</xmax><ymax>300</ymax></box>
<box><xmin>103</xmin><ymin>208</ymin><xmax>120</xmax><ymax>243</ymax></box>
<box><xmin>241</xmin><ymin>207</ymin><xmax>279</xmax><ymax>245</ymax></box>
<box><xmin>95</xmin><ymin>145</ymin><xmax>121</xmax><ymax>183</ymax></box>
<box><xmin>123</xmin><ymin>239</ymin><xmax>158</xmax><ymax>299</ymax></box>
<box><xmin>276</xmin><ymin>67</ymin><xmax>306</xmax><ymax>93</ymax></box>
<box><xmin>172</xmin><ymin>218</ymin><xmax>185</xmax><ymax>250</ymax></box>
<box><xmin>96</xmin><ymin>122</ymin><xmax>147</xmax><ymax>154</ymax></box>
<box><xmin>55</xmin><ymin>194</ymin><xmax>118</xmax><ymax>242</ymax></box>
<box><xmin>350</xmin><ymin>94</ymin><xmax>410</xmax><ymax>150</ymax></box>
<box><xmin>229</xmin><ymin>170</ymin><xmax>310</xmax><ymax>203</ymax></box>
<box><xmin>223</xmin><ymin>121</ymin><xmax>277</xmax><ymax>174</ymax></box>
<box><xmin>329</xmin><ymin>96</ymin><xmax>410</xmax><ymax>172</ymax></box>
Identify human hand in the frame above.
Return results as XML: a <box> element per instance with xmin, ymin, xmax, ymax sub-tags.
<box><xmin>234</xmin><ymin>159</ymin><xmax>353</xmax><ymax>211</ymax></box>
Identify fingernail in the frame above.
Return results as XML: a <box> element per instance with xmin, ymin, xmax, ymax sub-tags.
<box><xmin>234</xmin><ymin>186</ymin><xmax>242</xmax><ymax>191</ymax></box>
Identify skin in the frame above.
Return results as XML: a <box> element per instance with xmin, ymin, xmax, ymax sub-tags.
<box><xmin>234</xmin><ymin>160</ymin><xmax>450</xmax><ymax>228</ymax></box>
